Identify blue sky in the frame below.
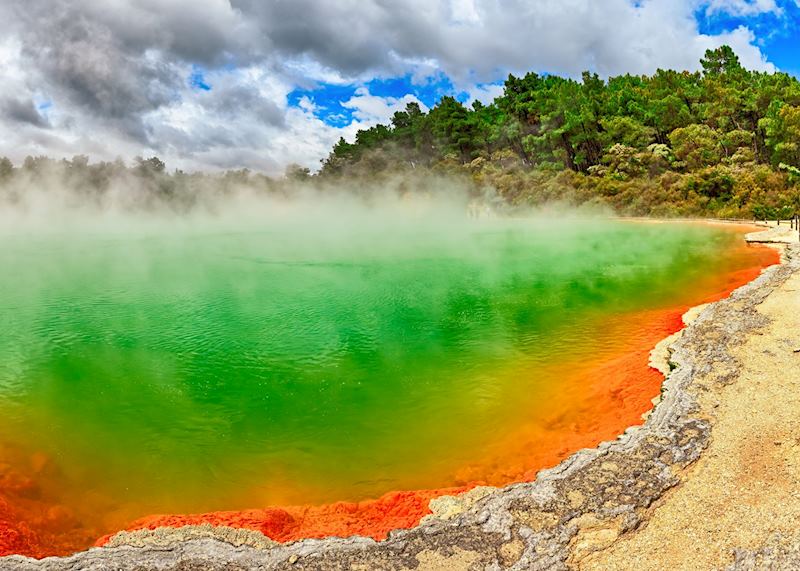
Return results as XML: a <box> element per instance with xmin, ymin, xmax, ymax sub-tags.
<box><xmin>697</xmin><ymin>0</ymin><xmax>800</xmax><ymax>75</ymax></box>
<box><xmin>3</xmin><ymin>0</ymin><xmax>800</xmax><ymax>173</ymax></box>
<box><xmin>290</xmin><ymin>1</ymin><xmax>800</xmax><ymax>132</ymax></box>
<box><xmin>286</xmin><ymin>75</ymin><xmax>486</xmax><ymax>128</ymax></box>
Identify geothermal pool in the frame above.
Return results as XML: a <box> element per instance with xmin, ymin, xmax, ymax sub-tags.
<box><xmin>0</xmin><ymin>214</ymin><xmax>777</xmax><ymax>557</ymax></box>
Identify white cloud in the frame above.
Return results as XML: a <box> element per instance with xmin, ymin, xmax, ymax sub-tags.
<box><xmin>704</xmin><ymin>0</ymin><xmax>782</xmax><ymax>16</ymax></box>
<box><xmin>450</xmin><ymin>0</ymin><xmax>481</xmax><ymax>24</ymax></box>
<box><xmin>342</xmin><ymin>88</ymin><xmax>427</xmax><ymax>125</ymax></box>
<box><xmin>0</xmin><ymin>0</ymin><xmax>787</xmax><ymax>174</ymax></box>
<box><xmin>465</xmin><ymin>83</ymin><xmax>505</xmax><ymax>106</ymax></box>
<box><xmin>696</xmin><ymin>25</ymin><xmax>775</xmax><ymax>71</ymax></box>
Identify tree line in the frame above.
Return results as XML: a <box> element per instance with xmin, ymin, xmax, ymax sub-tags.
<box><xmin>320</xmin><ymin>46</ymin><xmax>800</xmax><ymax>219</ymax></box>
<box><xmin>3</xmin><ymin>46</ymin><xmax>799</xmax><ymax>219</ymax></box>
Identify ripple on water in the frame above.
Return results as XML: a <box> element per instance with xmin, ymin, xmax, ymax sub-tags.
<box><xmin>0</xmin><ymin>220</ymin><xmax>779</xmax><ymax>558</ymax></box>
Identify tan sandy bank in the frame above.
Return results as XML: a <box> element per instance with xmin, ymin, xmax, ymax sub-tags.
<box><xmin>580</xmin><ymin>240</ymin><xmax>800</xmax><ymax>571</ymax></box>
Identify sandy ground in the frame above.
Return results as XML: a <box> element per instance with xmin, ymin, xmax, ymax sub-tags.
<box><xmin>580</xmin><ymin>236</ymin><xmax>800</xmax><ymax>570</ymax></box>
<box><xmin>746</xmin><ymin>221</ymin><xmax>800</xmax><ymax>244</ymax></box>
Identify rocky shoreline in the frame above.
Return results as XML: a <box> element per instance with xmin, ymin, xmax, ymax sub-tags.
<box><xmin>2</xmin><ymin>227</ymin><xmax>797</xmax><ymax>571</ymax></box>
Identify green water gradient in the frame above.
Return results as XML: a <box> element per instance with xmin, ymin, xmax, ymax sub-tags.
<box><xmin>0</xmin><ymin>216</ymin><xmax>763</xmax><ymax>512</ymax></box>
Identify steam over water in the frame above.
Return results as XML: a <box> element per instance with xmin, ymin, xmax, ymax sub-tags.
<box><xmin>0</xmin><ymin>200</ymin><xmax>776</xmax><ymax>556</ymax></box>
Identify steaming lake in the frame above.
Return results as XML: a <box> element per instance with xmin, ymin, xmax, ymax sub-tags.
<box><xmin>0</xmin><ymin>214</ymin><xmax>776</xmax><ymax>556</ymax></box>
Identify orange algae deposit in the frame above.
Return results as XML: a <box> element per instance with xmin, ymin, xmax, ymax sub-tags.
<box><xmin>94</xmin><ymin>487</ymin><xmax>471</xmax><ymax>547</ymax></box>
<box><xmin>0</xmin><ymin>228</ymin><xmax>780</xmax><ymax>559</ymax></box>
<box><xmin>0</xmin><ymin>445</ymin><xmax>101</xmax><ymax>558</ymax></box>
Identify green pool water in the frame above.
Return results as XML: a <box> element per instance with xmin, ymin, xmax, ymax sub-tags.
<box><xmin>0</xmin><ymin>212</ymin><xmax>769</xmax><ymax>521</ymax></box>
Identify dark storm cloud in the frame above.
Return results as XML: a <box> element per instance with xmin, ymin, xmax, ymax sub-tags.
<box><xmin>207</xmin><ymin>84</ymin><xmax>286</xmax><ymax>127</ymax></box>
<box><xmin>25</xmin><ymin>0</ymin><xmax>253</xmax><ymax>67</ymax></box>
<box><xmin>11</xmin><ymin>1</ymin><xmax>182</xmax><ymax>141</ymax></box>
<box><xmin>4</xmin><ymin>0</ymin><xmax>296</xmax><ymax>145</ymax></box>
<box><xmin>231</xmin><ymin>0</ymin><xmax>443</xmax><ymax>76</ymax></box>
<box><xmin>1</xmin><ymin>98</ymin><xmax>49</xmax><ymax>128</ymax></box>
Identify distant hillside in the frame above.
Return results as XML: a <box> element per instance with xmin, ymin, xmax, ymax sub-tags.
<box><xmin>319</xmin><ymin>46</ymin><xmax>800</xmax><ymax>219</ymax></box>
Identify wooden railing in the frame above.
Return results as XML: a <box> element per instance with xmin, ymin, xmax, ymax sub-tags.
<box><xmin>752</xmin><ymin>215</ymin><xmax>800</xmax><ymax>241</ymax></box>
